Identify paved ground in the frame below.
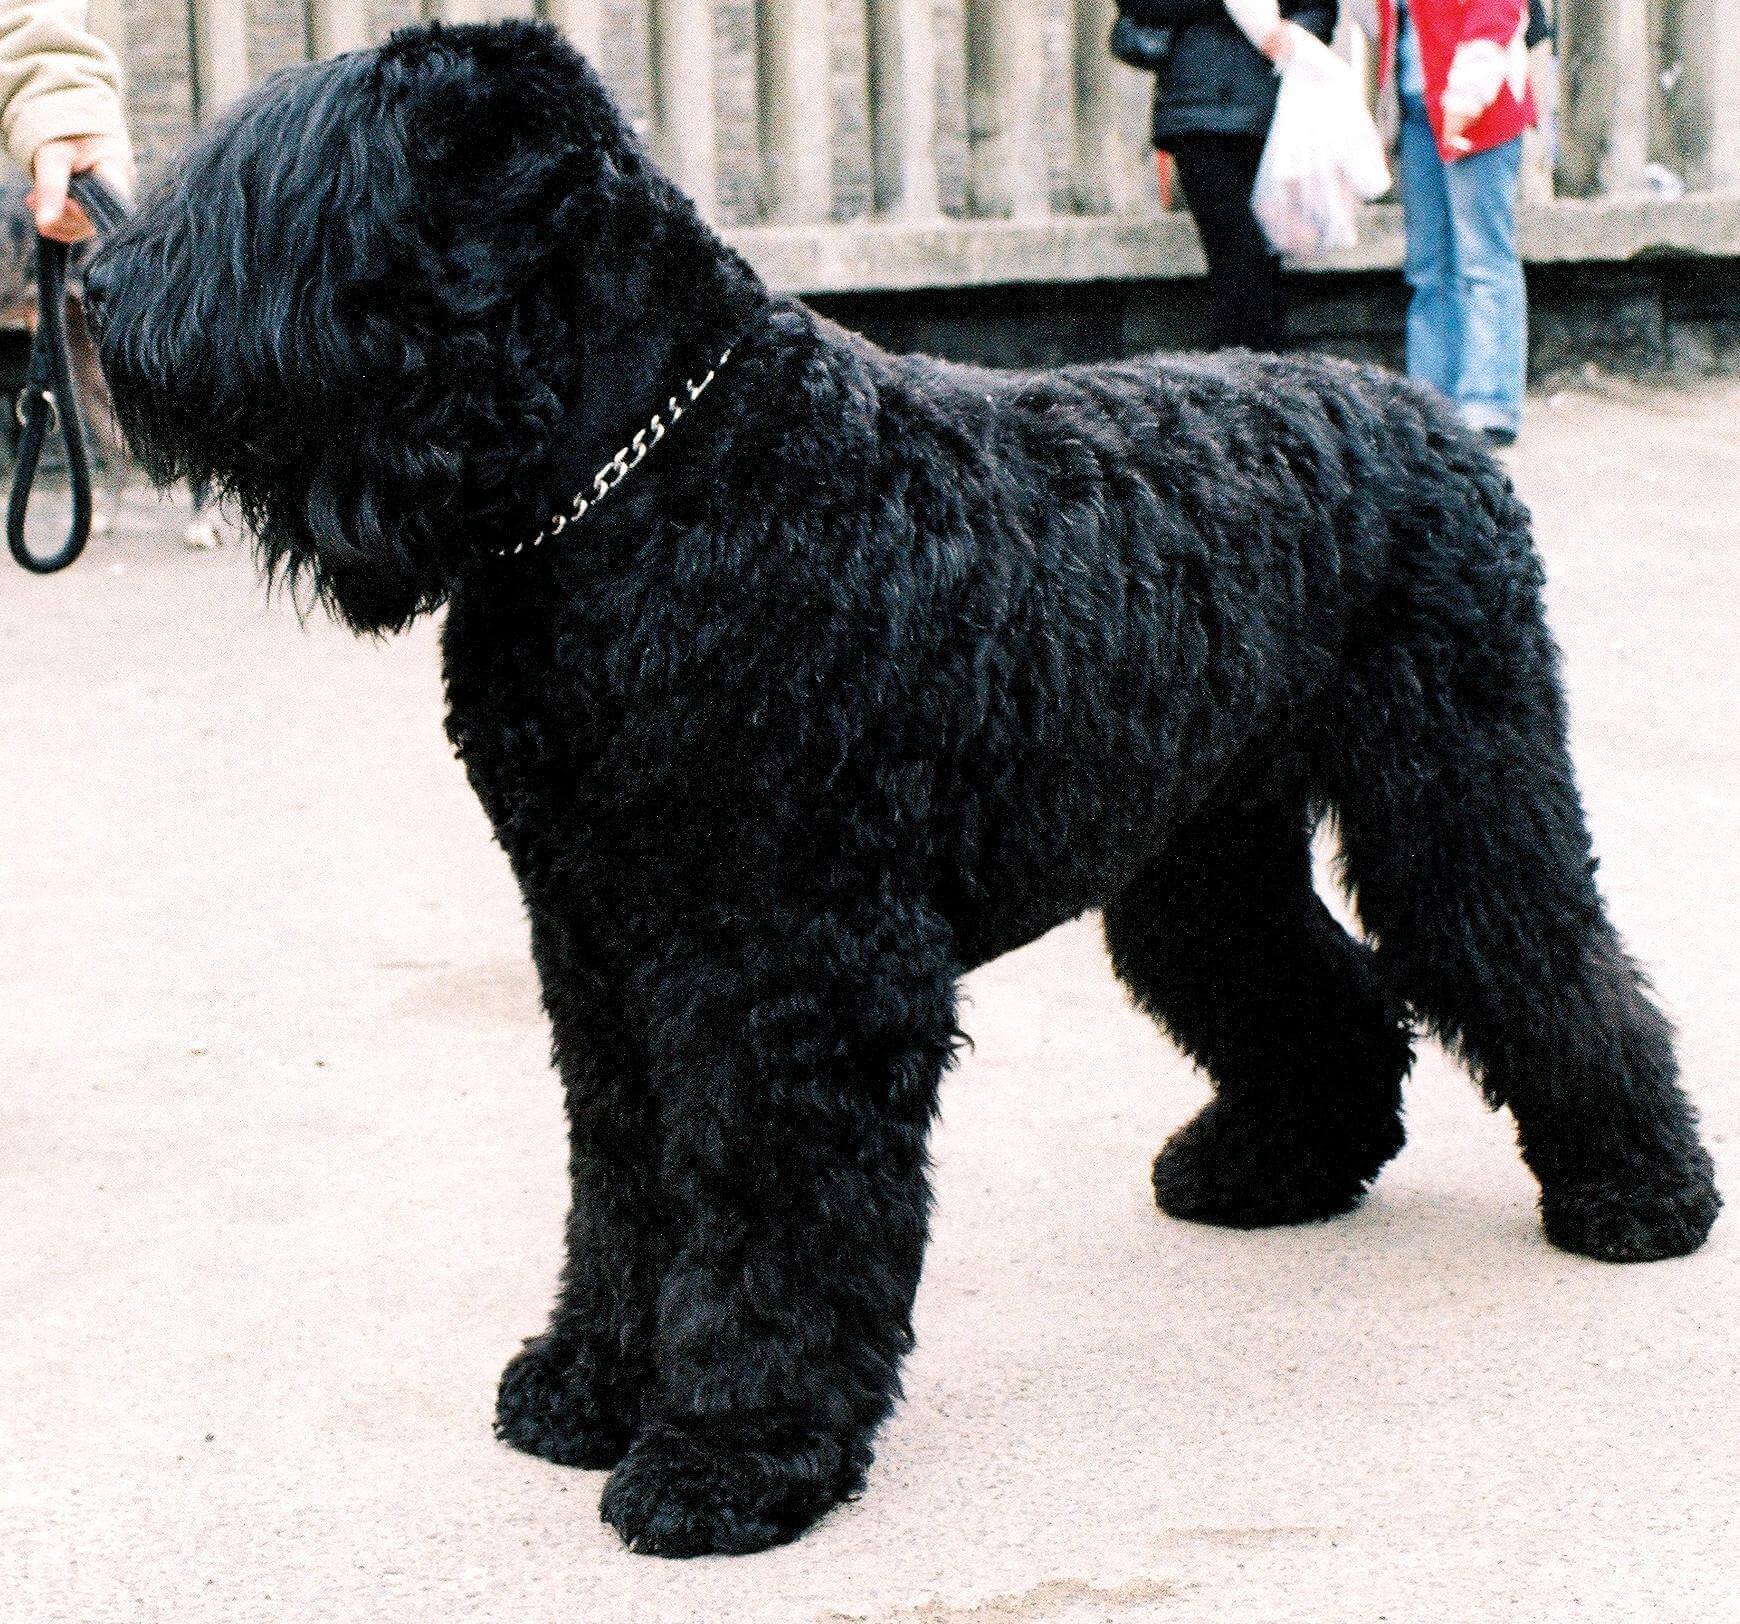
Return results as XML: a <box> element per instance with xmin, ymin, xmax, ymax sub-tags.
<box><xmin>4</xmin><ymin>380</ymin><xmax>1738</xmax><ymax>1623</ymax></box>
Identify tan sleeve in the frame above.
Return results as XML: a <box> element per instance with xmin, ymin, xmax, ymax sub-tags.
<box><xmin>0</xmin><ymin>1</ymin><xmax>126</xmax><ymax>173</ymax></box>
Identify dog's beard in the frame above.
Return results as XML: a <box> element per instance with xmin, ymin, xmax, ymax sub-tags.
<box><xmin>230</xmin><ymin>457</ymin><xmax>460</xmax><ymax>635</ymax></box>
<box><xmin>89</xmin><ymin>334</ymin><xmax>450</xmax><ymax>636</ymax></box>
<box><xmin>96</xmin><ymin>250</ymin><xmax>484</xmax><ymax>634</ymax></box>
<box><xmin>257</xmin><ymin>525</ymin><xmax>445</xmax><ymax>636</ymax></box>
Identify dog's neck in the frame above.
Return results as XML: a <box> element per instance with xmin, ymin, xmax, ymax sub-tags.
<box><xmin>533</xmin><ymin>201</ymin><xmax>770</xmax><ymax>534</ymax></box>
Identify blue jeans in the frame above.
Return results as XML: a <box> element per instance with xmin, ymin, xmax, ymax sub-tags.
<box><xmin>1398</xmin><ymin>96</ymin><xmax>1527</xmax><ymax>435</ymax></box>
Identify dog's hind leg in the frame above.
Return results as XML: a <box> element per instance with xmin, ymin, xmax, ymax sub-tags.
<box><xmin>1105</xmin><ymin>790</ymin><xmax>1413</xmax><ymax>1228</ymax></box>
<box><xmin>1323</xmin><ymin>456</ymin><xmax>1719</xmax><ymax>1262</ymax></box>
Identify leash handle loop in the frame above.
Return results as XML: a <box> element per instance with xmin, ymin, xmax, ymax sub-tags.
<box><xmin>8</xmin><ymin>173</ymin><xmax>131</xmax><ymax>575</ymax></box>
<box><xmin>67</xmin><ymin>171</ymin><xmax>131</xmax><ymax>237</ymax></box>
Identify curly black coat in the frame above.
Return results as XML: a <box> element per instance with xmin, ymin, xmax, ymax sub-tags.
<box><xmin>86</xmin><ymin>20</ymin><xmax>1718</xmax><ymax>1558</ymax></box>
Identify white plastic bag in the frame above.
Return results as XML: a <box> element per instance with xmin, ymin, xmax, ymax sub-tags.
<box><xmin>1251</xmin><ymin>30</ymin><xmax>1391</xmax><ymax>258</ymax></box>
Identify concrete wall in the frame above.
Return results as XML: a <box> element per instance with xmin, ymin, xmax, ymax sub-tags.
<box><xmin>807</xmin><ymin>255</ymin><xmax>1740</xmax><ymax>382</ymax></box>
<box><xmin>102</xmin><ymin>1</ymin><xmax>1740</xmax><ymax>293</ymax></box>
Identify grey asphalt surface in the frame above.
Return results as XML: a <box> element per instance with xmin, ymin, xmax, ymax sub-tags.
<box><xmin>4</xmin><ymin>380</ymin><xmax>1738</xmax><ymax>1623</ymax></box>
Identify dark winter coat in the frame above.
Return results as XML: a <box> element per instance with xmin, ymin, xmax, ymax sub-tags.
<box><xmin>1118</xmin><ymin>0</ymin><xmax>1338</xmax><ymax>146</ymax></box>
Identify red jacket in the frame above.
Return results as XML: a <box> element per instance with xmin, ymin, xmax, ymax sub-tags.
<box><xmin>1375</xmin><ymin>0</ymin><xmax>1536</xmax><ymax>161</ymax></box>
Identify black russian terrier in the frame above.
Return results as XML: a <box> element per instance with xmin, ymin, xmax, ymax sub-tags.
<box><xmin>84</xmin><ymin>20</ymin><xmax>1719</xmax><ymax>1557</ymax></box>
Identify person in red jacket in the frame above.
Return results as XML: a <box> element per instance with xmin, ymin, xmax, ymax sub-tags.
<box><xmin>1372</xmin><ymin>0</ymin><xmax>1535</xmax><ymax>444</ymax></box>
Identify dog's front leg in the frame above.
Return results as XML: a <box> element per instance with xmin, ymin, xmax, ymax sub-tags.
<box><xmin>599</xmin><ymin>894</ymin><xmax>959</xmax><ymax>1557</ymax></box>
<box><xmin>494</xmin><ymin>920</ymin><xmax>661</xmax><ymax>1471</ymax></box>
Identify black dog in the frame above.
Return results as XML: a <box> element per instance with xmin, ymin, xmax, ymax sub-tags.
<box><xmin>86</xmin><ymin>21</ymin><xmax>1719</xmax><ymax>1557</ymax></box>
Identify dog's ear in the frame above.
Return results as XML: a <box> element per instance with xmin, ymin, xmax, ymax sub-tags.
<box><xmin>377</xmin><ymin>21</ymin><xmax>637</xmax><ymax>234</ymax></box>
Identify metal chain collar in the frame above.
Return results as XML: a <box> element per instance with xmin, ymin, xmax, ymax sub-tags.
<box><xmin>493</xmin><ymin>345</ymin><xmax>734</xmax><ymax>560</ymax></box>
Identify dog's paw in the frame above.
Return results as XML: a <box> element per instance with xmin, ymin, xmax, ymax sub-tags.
<box><xmin>1541</xmin><ymin>1155</ymin><xmax>1721</xmax><ymax>1263</ymax></box>
<box><xmin>1152</xmin><ymin>1097</ymin><xmax>1404</xmax><ymax>1230</ymax></box>
<box><xmin>494</xmin><ymin>1334</ymin><xmax>633</xmax><ymax>1470</ymax></box>
<box><xmin>599</xmin><ymin>1419</ymin><xmax>867</xmax><ymax>1558</ymax></box>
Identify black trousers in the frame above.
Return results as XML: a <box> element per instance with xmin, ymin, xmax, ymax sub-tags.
<box><xmin>1168</xmin><ymin>132</ymin><xmax>1286</xmax><ymax>353</ymax></box>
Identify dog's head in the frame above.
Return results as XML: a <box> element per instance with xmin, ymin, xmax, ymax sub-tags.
<box><xmin>87</xmin><ymin>22</ymin><xmax>705</xmax><ymax>633</ymax></box>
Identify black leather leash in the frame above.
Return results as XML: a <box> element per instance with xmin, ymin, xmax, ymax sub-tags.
<box><xmin>8</xmin><ymin>172</ymin><xmax>131</xmax><ymax>574</ymax></box>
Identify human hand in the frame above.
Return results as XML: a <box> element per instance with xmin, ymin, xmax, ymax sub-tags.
<box><xmin>30</xmin><ymin>133</ymin><xmax>136</xmax><ymax>243</ymax></box>
<box><xmin>1441</xmin><ymin>106</ymin><xmax>1475</xmax><ymax>157</ymax></box>
<box><xmin>1260</xmin><ymin>19</ymin><xmax>1301</xmax><ymax>63</ymax></box>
